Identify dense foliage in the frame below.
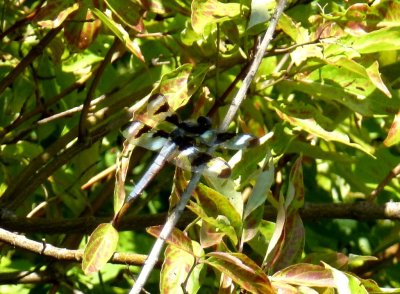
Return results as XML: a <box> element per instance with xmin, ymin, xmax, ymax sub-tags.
<box><xmin>1</xmin><ymin>0</ymin><xmax>400</xmax><ymax>293</ymax></box>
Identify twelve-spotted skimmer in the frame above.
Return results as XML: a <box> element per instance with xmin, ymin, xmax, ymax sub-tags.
<box><xmin>121</xmin><ymin>93</ymin><xmax>259</xmax><ymax>203</ymax></box>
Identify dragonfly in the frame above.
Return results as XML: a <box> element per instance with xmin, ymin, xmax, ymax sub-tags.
<box><xmin>121</xmin><ymin>93</ymin><xmax>259</xmax><ymax>203</ymax></box>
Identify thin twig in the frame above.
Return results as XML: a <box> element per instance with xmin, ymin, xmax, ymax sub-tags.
<box><xmin>220</xmin><ymin>0</ymin><xmax>287</xmax><ymax>132</ymax></box>
<box><xmin>369</xmin><ymin>163</ymin><xmax>400</xmax><ymax>201</ymax></box>
<box><xmin>129</xmin><ymin>1</ymin><xmax>288</xmax><ymax>292</ymax></box>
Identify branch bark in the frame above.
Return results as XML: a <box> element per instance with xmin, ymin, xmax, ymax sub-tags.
<box><xmin>1</xmin><ymin>202</ymin><xmax>399</xmax><ymax>234</ymax></box>
<box><xmin>0</xmin><ymin>228</ymin><xmax>158</xmax><ymax>267</ymax></box>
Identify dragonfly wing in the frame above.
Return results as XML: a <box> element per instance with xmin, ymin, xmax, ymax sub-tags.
<box><xmin>199</xmin><ymin>131</ymin><xmax>259</xmax><ymax>150</ymax></box>
<box><xmin>130</xmin><ymin>133</ymin><xmax>169</xmax><ymax>151</ymax></box>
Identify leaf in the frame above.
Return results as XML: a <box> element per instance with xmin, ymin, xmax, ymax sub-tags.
<box><xmin>324</xmin><ymin>263</ymin><xmax>368</xmax><ymax>294</ymax></box>
<box><xmin>302</xmin><ymin>251</ymin><xmax>349</xmax><ymax>270</ymax></box>
<box><xmin>365</xmin><ymin>61</ymin><xmax>391</xmax><ymax>98</ymax></box>
<box><xmin>34</xmin><ymin>0</ymin><xmax>78</xmax><ymax>28</ymax></box>
<box><xmin>147</xmin><ymin>226</ymin><xmax>194</xmax><ymax>256</ymax></box>
<box><xmin>343</xmin><ymin>26</ymin><xmax>400</xmax><ymax>54</ymax></box>
<box><xmin>160</xmin><ymin>241</ymin><xmax>204</xmax><ymax>294</ymax></box>
<box><xmin>188</xmin><ymin>200</ymin><xmax>238</xmax><ymax>245</ymax></box>
<box><xmin>272</xmin><ymin>263</ymin><xmax>335</xmax><ymax>288</ymax></box>
<box><xmin>155</xmin><ymin>64</ymin><xmax>209</xmax><ymax>110</ymax></box>
<box><xmin>64</xmin><ymin>7</ymin><xmax>101</xmax><ymax>50</ymax></box>
<box><xmin>263</xmin><ymin>160</ymin><xmax>305</xmax><ymax>272</ymax></box>
<box><xmin>195</xmin><ymin>183</ymin><xmax>242</xmax><ymax>234</ymax></box>
<box><xmin>104</xmin><ymin>0</ymin><xmax>144</xmax><ymax>31</ymax></box>
<box><xmin>275</xmin><ymin>109</ymin><xmax>374</xmax><ymax>156</ymax></box>
<box><xmin>82</xmin><ymin>223</ymin><xmax>119</xmax><ymax>275</ymax></box>
<box><xmin>278</xmin><ymin>13</ymin><xmax>310</xmax><ymax>43</ymax></box>
<box><xmin>204</xmin><ymin>252</ymin><xmax>274</xmax><ymax>294</ymax></box>
<box><xmin>384</xmin><ymin>112</ymin><xmax>400</xmax><ymax>147</ymax></box>
<box><xmin>191</xmin><ymin>0</ymin><xmax>242</xmax><ymax>34</ymax></box>
<box><xmin>247</xmin><ymin>0</ymin><xmax>274</xmax><ymax>34</ymax></box>
<box><xmin>285</xmin><ymin>157</ymin><xmax>304</xmax><ymax>212</ymax></box>
<box><xmin>92</xmin><ymin>8</ymin><xmax>144</xmax><ymax>61</ymax></box>
<box><xmin>242</xmin><ymin>153</ymin><xmax>274</xmax><ymax>242</ymax></box>
<box><xmin>200</xmin><ymin>221</ymin><xmax>225</xmax><ymax>248</ymax></box>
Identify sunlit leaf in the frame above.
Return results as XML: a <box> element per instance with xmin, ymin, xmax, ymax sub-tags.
<box><xmin>160</xmin><ymin>241</ymin><xmax>204</xmax><ymax>294</ymax></box>
<box><xmin>191</xmin><ymin>0</ymin><xmax>242</xmax><ymax>34</ymax></box>
<box><xmin>82</xmin><ymin>223</ymin><xmax>119</xmax><ymax>275</ymax></box>
<box><xmin>35</xmin><ymin>0</ymin><xmax>78</xmax><ymax>28</ymax></box>
<box><xmin>384</xmin><ymin>112</ymin><xmax>400</xmax><ymax>147</ymax></box>
<box><xmin>155</xmin><ymin>64</ymin><xmax>209</xmax><ymax>110</ymax></box>
<box><xmin>275</xmin><ymin>109</ymin><xmax>373</xmax><ymax>155</ymax></box>
<box><xmin>104</xmin><ymin>0</ymin><xmax>144</xmax><ymax>31</ymax></box>
<box><xmin>147</xmin><ymin>226</ymin><xmax>194</xmax><ymax>256</ymax></box>
<box><xmin>195</xmin><ymin>183</ymin><xmax>242</xmax><ymax>234</ymax></box>
<box><xmin>272</xmin><ymin>263</ymin><xmax>335</xmax><ymax>287</ymax></box>
<box><xmin>324</xmin><ymin>262</ymin><xmax>368</xmax><ymax>294</ymax></box>
<box><xmin>205</xmin><ymin>252</ymin><xmax>274</xmax><ymax>294</ymax></box>
<box><xmin>92</xmin><ymin>8</ymin><xmax>144</xmax><ymax>61</ymax></box>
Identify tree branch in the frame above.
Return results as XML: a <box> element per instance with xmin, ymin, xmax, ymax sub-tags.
<box><xmin>1</xmin><ymin>202</ymin><xmax>399</xmax><ymax>234</ymax></box>
<box><xmin>0</xmin><ymin>228</ymin><xmax>158</xmax><ymax>267</ymax></box>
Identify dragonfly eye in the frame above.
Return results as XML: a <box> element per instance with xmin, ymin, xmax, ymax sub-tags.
<box><xmin>197</xmin><ymin>116</ymin><xmax>212</xmax><ymax>131</ymax></box>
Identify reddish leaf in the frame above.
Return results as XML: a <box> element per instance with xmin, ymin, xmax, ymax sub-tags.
<box><xmin>147</xmin><ymin>226</ymin><xmax>194</xmax><ymax>256</ymax></box>
<box><xmin>286</xmin><ymin>156</ymin><xmax>304</xmax><ymax>212</ymax></box>
<box><xmin>34</xmin><ymin>0</ymin><xmax>78</xmax><ymax>28</ymax></box>
<box><xmin>64</xmin><ymin>7</ymin><xmax>101</xmax><ymax>50</ymax></box>
<box><xmin>302</xmin><ymin>252</ymin><xmax>349</xmax><ymax>269</ymax></box>
<box><xmin>204</xmin><ymin>252</ymin><xmax>274</xmax><ymax>294</ymax></box>
<box><xmin>273</xmin><ymin>263</ymin><xmax>335</xmax><ymax>288</ymax></box>
<box><xmin>82</xmin><ymin>223</ymin><xmax>119</xmax><ymax>275</ymax></box>
<box><xmin>200</xmin><ymin>221</ymin><xmax>225</xmax><ymax>248</ymax></box>
<box><xmin>384</xmin><ymin>112</ymin><xmax>400</xmax><ymax>147</ymax></box>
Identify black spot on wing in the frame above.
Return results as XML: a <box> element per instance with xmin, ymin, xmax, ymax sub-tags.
<box><xmin>191</xmin><ymin>152</ymin><xmax>213</xmax><ymax>167</ymax></box>
<box><xmin>215</xmin><ymin>132</ymin><xmax>236</xmax><ymax>144</ymax></box>
<box><xmin>153</xmin><ymin>102</ymin><xmax>170</xmax><ymax>115</ymax></box>
<box><xmin>135</xmin><ymin>124</ymin><xmax>152</xmax><ymax>138</ymax></box>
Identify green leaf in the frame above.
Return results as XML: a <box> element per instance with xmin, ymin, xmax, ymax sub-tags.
<box><xmin>247</xmin><ymin>0</ymin><xmax>274</xmax><ymax>34</ymax></box>
<box><xmin>155</xmin><ymin>63</ymin><xmax>209</xmax><ymax>110</ymax></box>
<box><xmin>92</xmin><ymin>8</ymin><xmax>144</xmax><ymax>61</ymax></box>
<box><xmin>104</xmin><ymin>0</ymin><xmax>144</xmax><ymax>31</ymax></box>
<box><xmin>275</xmin><ymin>108</ymin><xmax>374</xmax><ymax>156</ymax></box>
<box><xmin>191</xmin><ymin>0</ymin><xmax>242</xmax><ymax>34</ymax></box>
<box><xmin>195</xmin><ymin>183</ymin><xmax>242</xmax><ymax>234</ymax></box>
<box><xmin>343</xmin><ymin>26</ymin><xmax>400</xmax><ymax>54</ymax></box>
<box><xmin>243</xmin><ymin>151</ymin><xmax>274</xmax><ymax>221</ymax></box>
<box><xmin>205</xmin><ymin>252</ymin><xmax>274</xmax><ymax>294</ymax></box>
<box><xmin>324</xmin><ymin>262</ymin><xmax>368</xmax><ymax>294</ymax></box>
<box><xmin>0</xmin><ymin>141</ymin><xmax>43</xmax><ymax>160</ymax></box>
<box><xmin>82</xmin><ymin>223</ymin><xmax>119</xmax><ymax>275</ymax></box>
